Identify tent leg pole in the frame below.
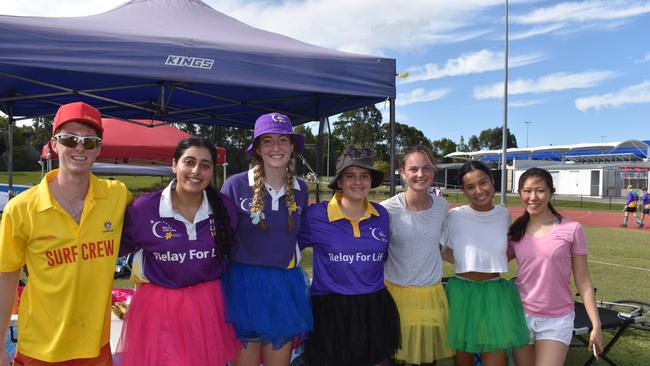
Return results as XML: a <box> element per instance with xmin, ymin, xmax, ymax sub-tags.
<box><xmin>7</xmin><ymin>102</ymin><xmax>14</xmax><ymax>199</ymax></box>
<box><xmin>315</xmin><ymin>117</ymin><xmax>327</xmax><ymax>203</ymax></box>
<box><xmin>389</xmin><ymin>98</ymin><xmax>396</xmax><ymax>196</ymax></box>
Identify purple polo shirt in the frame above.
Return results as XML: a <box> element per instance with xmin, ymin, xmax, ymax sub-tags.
<box><xmin>626</xmin><ymin>191</ymin><xmax>639</xmax><ymax>207</ymax></box>
<box><xmin>299</xmin><ymin>194</ymin><xmax>390</xmax><ymax>296</ymax></box>
<box><xmin>220</xmin><ymin>170</ymin><xmax>308</xmax><ymax>269</ymax></box>
<box><xmin>120</xmin><ymin>183</ymin><xmax>237</xmax><ymax>288</ymax></box>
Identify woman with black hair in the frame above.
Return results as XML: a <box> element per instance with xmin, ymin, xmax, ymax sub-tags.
<box><xmin>115</xmin><ymin>137</ymin><xmax>240</xmax><ymax>366</ymax></box>
<box><xmin>443</xmin><ymin>160</ymin><xmax>528</xmax><ymax>366</ymax></box>
<box><xmin>509</xmin><ymin>167</ymin><xmax>602</xmax><ymax>365</ymax></box>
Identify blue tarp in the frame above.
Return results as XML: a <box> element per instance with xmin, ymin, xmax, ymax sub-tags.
<box><xmin>0</xmin><ymin>0</ymin><xmax>395</xmax><ymax>127</ymax></box>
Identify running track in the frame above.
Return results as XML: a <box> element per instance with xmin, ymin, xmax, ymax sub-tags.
<box><xmin>506</xmin><ymin>206</ymin><xmax>648</xmax><ymax>230</ymax></box>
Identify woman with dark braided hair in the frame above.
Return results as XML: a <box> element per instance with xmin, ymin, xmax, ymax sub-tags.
<box><xmin>221</xmin><ymin>112</ymin><xmax>312</xmax><ymax>366</ymax></box>
<box><xmin>114</xmin><ymin>137</ymin><xmax>240</xmax><ymax>366</ymax></box>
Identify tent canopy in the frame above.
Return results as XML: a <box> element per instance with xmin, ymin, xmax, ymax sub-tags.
<box><xmin>41</xmin><ymin>118</ymin><xmax>226</xmax><ymax>165</ymax></box>
<box><xmin>0</xmin><ymin>0</ymin><xmax>396</xmax><ymax>127</ymax></box>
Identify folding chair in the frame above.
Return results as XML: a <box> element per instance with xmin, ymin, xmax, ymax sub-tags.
<box><xmin>572</xmin><ymin>301</ymin><xmax>646</xmax><ymax>366</ymax></box>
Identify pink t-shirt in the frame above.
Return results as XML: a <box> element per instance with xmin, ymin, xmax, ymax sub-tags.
<box><xmin>508</xmin><ymin>219</ymin><xmax>588</xmax><ymax>317</ymax></box>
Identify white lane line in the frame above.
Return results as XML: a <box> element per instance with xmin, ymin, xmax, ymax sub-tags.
<box><xmin>589</xmin><ymin>259</ymin><xmax>650</xmax><ymax>272</ymax></box>
<box><xmin>565</xmin><ymin>210</ymin><xmax>593</xmax><ymax>220</ymax></box>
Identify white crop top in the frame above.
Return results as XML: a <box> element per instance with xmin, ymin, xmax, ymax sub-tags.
<box><xmin>443</xmin><ymin>205</ymin><xmax>510</xmax><ymax>274</ymax></box>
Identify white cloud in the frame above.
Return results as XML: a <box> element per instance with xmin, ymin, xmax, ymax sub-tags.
<box><xmin>401</xmin><ymin>49</ymin><xmax>545</xmax><ymax>84</ymax></box>
<box><xmin>510</xmin><ymin>99</ymin><xmax>543</xmax><ymax>108</ymax></box>
<box><xmin>510</xmin><ymin>23</ymin><xmax>566</xmax><ymax>40</ymax></box>
<box><xmin>512</xmin><ymin>0</ymin><xmax>650</xmax><ymax>24</ymax></box>
<box><xmin>635</xmin><ymin>52</ymin><xmax>650</xmax><ymax>63</ymax></box>
<box><xmin>575</xmin><ymin>81</ymin><xmax>650</xmax><ymax>111</ymax></box>
<box><xmin>397</xmin><ymin>88</ymin><xmax>449</xmax><ymax>106</ymax></box>
<box><xmin>510</xmin><ymin>1</ymin><xmax>650</xmax><ymax>39</ymax></box>
<box><xmin>205</xmin><ymin>0</ymin><xmax>505</xmax><ymax>54</ymax></box>
<box><xmin>0</xmin><ymin>0</ymin><xmax>125</xmax><ymax>16</ymax></box>
<box><xmin>473</xmin><ymin>70</ymin><xmax>617</xmax><ymax>99</ymax></box>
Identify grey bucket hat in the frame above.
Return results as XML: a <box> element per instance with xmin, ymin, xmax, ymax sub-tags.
<box><xmin>328</xmin><ymin>147</ymin><xmax>384</xmax><ymax>190</ymax></box>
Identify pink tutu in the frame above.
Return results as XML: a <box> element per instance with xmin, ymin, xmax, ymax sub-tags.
<box><xmin>115</xmin><ymin>279</ymin><xmax>241</xmax><ymax>366</ymax></box>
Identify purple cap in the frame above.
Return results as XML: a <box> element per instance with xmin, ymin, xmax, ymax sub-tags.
<box><xmin>245</xmin><ymin>112</ymin><xmax>305</xmax><ymax>157</ymax></box>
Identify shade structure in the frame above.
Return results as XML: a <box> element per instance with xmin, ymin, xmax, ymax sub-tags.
<box><xmin>40</xmin><ymin>118</ymin><xmax>226</xmax><ymax>165</ymax></box>
<box><xmin>0</xmin><ymin>0</ymin><xmax>396</xmax><ymax>127</ymax></box>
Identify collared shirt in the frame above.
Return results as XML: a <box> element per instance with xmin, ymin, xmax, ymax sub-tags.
<box><xmin>221</xmin><ymin>170</ymin><xmax>307</xmax><ymax>269</ymax></box>
<box><xmin>0</xmin><ymin>170</ymin><xmax>131</xmax><ymax>362</ymax></box>
<box><xmin>626</xmin><ymin>191</ymin><xmax>639</xmax><ymax>208</ymax></box>
<box><xmin>120</xmin><ymin>180</ymin><xmax>237</xmax><ymax>288</ymax></box>
<box><xmin>643</xmin><ymin>193</ymin><xmax>650</xmax><ymax>209</ymax></box>
<box><xmin>299</xmin><ymin>193</ymin><xmax>390</xmax><ymax>295</ymax></box>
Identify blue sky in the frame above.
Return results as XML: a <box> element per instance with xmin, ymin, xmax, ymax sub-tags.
<box><xmin>2</xmin><ymin>0</ymin><xmax>649</xmax><ymax>148</ymax></box>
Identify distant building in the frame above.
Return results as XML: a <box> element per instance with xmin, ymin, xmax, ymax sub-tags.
<box><xmin>442</xmin><ymin>140</ymin><xmax>650</xmax><ymax>197</ymax></box>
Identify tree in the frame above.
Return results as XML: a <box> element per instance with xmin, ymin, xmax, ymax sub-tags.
<box><xmin>332</xmin><ymin>106</ymin><xmax>385</xmax><ymax>157</ymax></box>
<box><xmin>381</xmin><ymin>121</ymin><xmax>432</xmax><ymax>154</ymax></box>
<box><xmin>0</xmin><ymin>117</ymin><xmax>40</xmax><ymax>171</ymax></box>
<box><xmin>468</xmin><ymin>135</ymin><xmax>481</xmax><ymax>151</ymax></box>
<box><xmin>477</xmin><ymin>127</ymin><xmax>517</xmax><ymax>150</ymax></box>
<box><xmin>213</xmin><ymin>126</ymin><xmax>252</xmax><ymax>177</ymax></box>
<box><xmin>431</xmin><ymin>138</ymin><xmax>457</xmax><ymax>163</ymax></box>
<box><xmin>31</xmin><ymin>117</ymin><xmax>54</xmax><ymax>149</ymax></box>
<box><xmin>457</xmin><ymin>135</ymin><xmax>468</xmax><ymax>152</ymax></box>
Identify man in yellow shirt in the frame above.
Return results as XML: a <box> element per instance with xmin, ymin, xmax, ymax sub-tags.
<box><xmin>0</xmin><ymin>102</ymin><xmax>131</xmax><ymax>366</ymax></box>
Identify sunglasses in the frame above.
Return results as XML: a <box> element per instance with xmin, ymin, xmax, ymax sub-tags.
<box><xmin>54</xmin><ymin>133</ymin><xmax>102</xmax><ymax>150</ymax></box>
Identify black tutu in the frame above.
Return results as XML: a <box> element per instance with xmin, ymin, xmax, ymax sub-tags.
<box><xmin>305</xmin><ymin>288</ymin><xmax>401</xmax><ymax>366</ymax></box>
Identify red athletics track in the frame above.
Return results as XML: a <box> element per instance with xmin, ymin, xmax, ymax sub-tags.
<box><xmin>316</xmin><ymin>199</ymin><xmax>644</xmax><ymax>230</ymax></box>
<box><xmin>507</xmin><ymin>207</ymin><xmax>646</xmax><ymax>230</ymax></box>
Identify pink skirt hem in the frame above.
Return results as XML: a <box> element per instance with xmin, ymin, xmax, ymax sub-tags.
<box><xmin>115</xmin><ymin>279</ymin><xmax>241</xmax><ymax>366</ymax></box>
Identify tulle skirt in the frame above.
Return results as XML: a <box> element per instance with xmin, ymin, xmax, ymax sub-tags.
<box><xmin>305</xmin><ymin>288</ymin><xmax>401</xmax><ymax>366</ymax></box>
<box><xmin>445</xmin><ymin>276</ymin><xmax>529</xmax><ymax>353</ymax></box>
<box><xmin>386</xmin><ymin>281</ymin><xmax>454</xmax><ymax>363</ymax></box>
<box><xmin>222</xmin><ymin>262</ymin><xmax>313</xmax><ymax>349</ymax></box>
<box><xmin>114</xmin><ymin>279</ymin><xmax>240</xmax><ymax>366</ymax></box>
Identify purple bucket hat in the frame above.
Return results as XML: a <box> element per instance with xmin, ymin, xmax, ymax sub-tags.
<box><xmin>245</xmin><ymin>112</ymin><xmax>305</xmax><ymax>157</ymax></box>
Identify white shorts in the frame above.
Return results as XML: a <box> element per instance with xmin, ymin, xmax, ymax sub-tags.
<box><xmin>524</xmin><ymin>310</ymin><xmax>575</xmax><ymax>346</ymax></box>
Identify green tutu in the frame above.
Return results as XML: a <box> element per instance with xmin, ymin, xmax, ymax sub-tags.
<box><xmin>445</xmin><ymin>276</ymin><xmax>528</xmax><ymax>353</ymax></box>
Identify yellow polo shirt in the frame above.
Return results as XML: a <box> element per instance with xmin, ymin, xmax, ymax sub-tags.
<box><xmin>0</xmin><ymin>170</ymin><xmax>132</xmax><ymax>362</ymax></box>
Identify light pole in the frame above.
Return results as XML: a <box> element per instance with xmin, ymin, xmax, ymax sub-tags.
<box><xmin>524</xmin><ymin>120</ymin><xmax>532</xmax><ymax>147</ymax></box>
<box><xmin>500</xmin><ymin>0</ymin><xmax>509</xmax><ymax>206</ymax></box>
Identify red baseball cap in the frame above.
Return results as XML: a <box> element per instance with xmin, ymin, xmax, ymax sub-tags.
<box><xmin>52</xmin><ymin>102</ymin><xmax>103</xmax><ymax>135</ymax></box>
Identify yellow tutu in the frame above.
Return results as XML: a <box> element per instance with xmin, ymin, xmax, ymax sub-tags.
<box><xmin>385</xmin><ymin>281</ymin><xmax>454</xmax><ymax>364</ymax></box>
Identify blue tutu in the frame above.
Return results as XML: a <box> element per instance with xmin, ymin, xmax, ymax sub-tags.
<box><xmin>223</xmin><ymin>262</ymin><xmax>313</xmax><ymax>349</ymax></box>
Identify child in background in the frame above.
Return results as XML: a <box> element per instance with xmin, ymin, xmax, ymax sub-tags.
<box><xmin>640</xmin><ymin>187</ymin><xmax>649</xmax><ymax>228</ymax></box>
<box><xmin>620</xmin><ymin>185</ymin><xmax>642</xmax><ymax>228</ymax></box>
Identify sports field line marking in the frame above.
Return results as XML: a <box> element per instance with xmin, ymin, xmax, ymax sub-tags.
<box><xmin>565</xmin><ymin>210</ymin><xmax>593</xmax><ymax>220</ymax></box>
<box><xmin>589</xmin><ymin>259</ymin><xmax>650</xmax><ymax>272</ymax></box>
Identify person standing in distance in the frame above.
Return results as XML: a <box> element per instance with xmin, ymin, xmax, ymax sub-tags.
<box><xmin>0</xmin><ymin>102</ymin><xmax>132</xmax><ymax>366</ymax></box>
<box><xmin>620</xmin><ymin>185</ymin><xmax>642</xmax><ymax>228</ymax></box>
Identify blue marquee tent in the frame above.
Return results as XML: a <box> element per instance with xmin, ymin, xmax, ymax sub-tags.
<box><xmin>0</xmin><ymin>0</ymin><xmax>395</xmax><ymax>126</ymax></box>
<box><xmin>0</xmin><ymin>0</ymin><xmax>398</xmax><ymax>195</ymax></box>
